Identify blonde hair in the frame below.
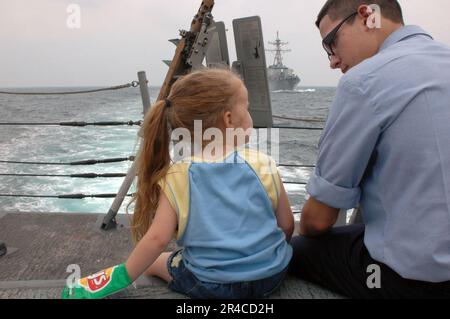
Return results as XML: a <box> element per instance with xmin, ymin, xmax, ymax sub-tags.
<box><xmin>129</xmin><ymin>68</ymin><xmax>243</xmax><ymax>243</ymax></box>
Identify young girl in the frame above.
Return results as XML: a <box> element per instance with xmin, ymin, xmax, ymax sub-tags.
<box><xmin>62</xmin><ymin>69</ymin><xmax>294</xmax><ymax>299</ymax></box>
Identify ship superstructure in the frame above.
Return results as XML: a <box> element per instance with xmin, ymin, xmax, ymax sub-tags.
<box><xmin>266</xmin><ymin>32</ymin><xmax>301</xmax><ymax>91</ymax></box>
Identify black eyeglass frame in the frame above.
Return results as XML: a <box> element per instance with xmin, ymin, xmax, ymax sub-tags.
<box><xmin>322</xmin><ymin>12</ymin><xmax>358</xmax><ymax>60</ymax></box>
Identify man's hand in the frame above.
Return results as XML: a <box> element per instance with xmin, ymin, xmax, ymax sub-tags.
<box><xmin>61</xmin><ymin>263</ymin><xmax>132</xmax><ymax>299</ymax></box>
<box><xmin>300</xmin><ymin>197</ymin><xmax>339</xmax><ymax>237</ymax></box>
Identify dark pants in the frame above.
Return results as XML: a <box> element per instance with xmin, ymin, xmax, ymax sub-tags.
<box><xmin>289</xmin><ymin>225</ymin><xmax>450</xmax><ymax>299</ymax></box>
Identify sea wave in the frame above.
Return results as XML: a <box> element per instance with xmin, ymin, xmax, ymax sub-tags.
<box><xmin>0</xmin><ymin>86</ymin><xmax>335</xmax><ymax>214</ymax></box>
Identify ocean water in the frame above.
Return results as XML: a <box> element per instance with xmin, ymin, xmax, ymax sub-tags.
<box><xmin>0</xmin><ymin>86</ymin><xmax>336</xmax><ymax>214</ymax></box>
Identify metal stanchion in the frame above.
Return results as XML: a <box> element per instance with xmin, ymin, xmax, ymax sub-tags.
<box><xmin>138</xmin><ymin>71</ymin><xmax>151</xmax><ymax>115</ymax></box>
<box><xmin>335</xmin><ymin>209</ymin><xmax>349</xmax><ymax>227</ymax></box>
<box><xmin>101</xmin><ymin>71</ymin><xmax>151</xmax><ymax>230</ymax></box>
<box><xmin>349</xmin><ymin>207</ymin><xmax>364</xmax><ymax>225</ymax></box>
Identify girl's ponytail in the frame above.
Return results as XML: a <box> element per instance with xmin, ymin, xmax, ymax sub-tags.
<box><xmin>129</xmin><ymin>100</ymin><xmax>171</xmax><ymax>243</ymax></box>
<box><xmin>128</xmin><ymin>68</ymin><xmax>244</xmax><ymax>244</ymax></box>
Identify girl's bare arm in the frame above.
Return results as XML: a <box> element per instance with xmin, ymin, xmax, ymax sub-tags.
<box><xmin>125</xmin><ymin>192</ymin><xmax>178</xmax><ymax>281</ymax></box>
<box><xmin>275</xmin><ymin>179</ymin><xmax>295</xmax><ymax>242</ymax></box>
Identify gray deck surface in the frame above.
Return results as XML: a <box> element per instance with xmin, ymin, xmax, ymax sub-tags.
<box><xmin>0</xmin><ymin>212</ymin><xmax>343</xmax><ymax>299</ymax></box>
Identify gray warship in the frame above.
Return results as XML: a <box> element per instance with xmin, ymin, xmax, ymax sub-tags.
<box><xmin>266</xmin><ymin>32</ymin><xmax>301</xmax><ymax>91</ymax></box>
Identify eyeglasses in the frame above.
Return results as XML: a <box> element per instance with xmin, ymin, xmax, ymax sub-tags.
<box><xmin>322</xmin><ymin>12</ymin><xmax>357</xmax><ymax>60</ymax></box>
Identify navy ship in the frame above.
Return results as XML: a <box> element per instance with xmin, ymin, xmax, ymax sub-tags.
<box><xmin>266</xmin><ymin>32</ymin><xmax>301</xmax><ymax>91</ymax></box>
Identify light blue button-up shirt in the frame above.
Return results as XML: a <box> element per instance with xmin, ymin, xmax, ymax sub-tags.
<box><xmin>307</xmin><ymin>26</ymin><xmax>450</xmax><ymax>282</ymax></box>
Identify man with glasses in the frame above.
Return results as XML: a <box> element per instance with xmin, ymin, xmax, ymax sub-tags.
<box><xmin>289</xmin><ymin>0</ymin><xmax>450</xmax><ymax>298</ymax></box>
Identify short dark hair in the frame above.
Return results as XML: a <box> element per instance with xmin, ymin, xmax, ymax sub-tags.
<box><xmin>316</xmin><ymin>0</ymin><xmax>404</xmax><ymax>28</ymax></box>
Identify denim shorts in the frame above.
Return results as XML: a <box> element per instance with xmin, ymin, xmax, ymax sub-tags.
<box><xmin>167</xmin><ymin>249</ymin><xmax>287</xmax><ymax>299</ymax></box>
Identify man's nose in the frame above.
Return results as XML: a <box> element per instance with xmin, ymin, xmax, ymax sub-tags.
<box><xmin>330</xmin><ymin>55</ymin><xmax>341</xmax><ymax>69</ymax></box>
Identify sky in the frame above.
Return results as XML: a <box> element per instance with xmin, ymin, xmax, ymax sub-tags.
<box><xmin>1</xmin><ymin>0</ymin><xmax>449</xmax><ymax>88</ymax></box>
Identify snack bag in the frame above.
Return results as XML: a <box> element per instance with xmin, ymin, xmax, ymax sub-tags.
<box><xmin>61</xmin><ymin>263</ymin><xmax>132</xmax><ymax>299</ymax></box>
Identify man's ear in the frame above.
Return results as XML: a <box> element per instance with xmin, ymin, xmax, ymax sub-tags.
<box><xmin>358</xmin><ymin>4</ymin><xmax>382</xmax><ymax>30</ymax></box>
<box><xmin>222</xmin><ymin>110</ymin><xmax>233</xmax><ymax>129</ymax></box>
<box><xmin>358</xmin><ymin>4</ymin><xmax>372</xmax><ymax>18</ymax></box>
<box><xmin>357</xmin><ymin>4</ymin><xmax>372</xmax><ymax>28</ymax></box>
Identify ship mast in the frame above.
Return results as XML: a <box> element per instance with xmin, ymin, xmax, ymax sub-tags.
<box><xmin>267</xmin><ymin>31</ymin><xmax>291</xmax><ymax>68</ymax></box>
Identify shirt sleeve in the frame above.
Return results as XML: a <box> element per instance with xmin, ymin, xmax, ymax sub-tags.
<box><xmin>307</xmin><ymin>76</ymin><xmax>382</xmax><ymax>209</ymax></box>
<box><xmin>157</xmin><ymin>178</ymin><xmax>178</xmax><ymax>217</ymax></box>
<box><xmin>157</xmin><ymin>163</ymin><xmax>191</xmax><ymax>239</ymax></box>
<box><xmin>263</xmin><ymin>154</ymin><xmax>282</xmax><ymax>210</ymax></box>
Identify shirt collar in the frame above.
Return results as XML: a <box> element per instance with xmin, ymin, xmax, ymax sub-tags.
<box><xmin>380</xmin><ymin>25</ymin><xmax>433</xmax><ymax>51</ymax></box>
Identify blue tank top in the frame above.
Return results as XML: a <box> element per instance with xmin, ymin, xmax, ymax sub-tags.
<box><xmin>159</xmin><ymin>148</ymin><xmax>292</xmax><ymax>283</ymax></box>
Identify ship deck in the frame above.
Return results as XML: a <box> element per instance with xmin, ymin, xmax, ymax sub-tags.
<box><xmin>0</xmin><ymin>212</ymin><xmax>343</xmax><ymax>299</ymax></box>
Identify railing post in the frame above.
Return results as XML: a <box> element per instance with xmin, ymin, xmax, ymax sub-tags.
<box><xmin>101</xmin><ymin>160</ymin><xmax>138</xmax><ymax>230</ymax></box>
<box><xmin>349</xmin><ymin>207</ymin><xmax>364</xmax><ymax>224</ymax></box>
<box><xmin>138</xmin><ymin>71</ymin><xmax>151</xmax><ymax>116</ymax></box>
<box><xmin>101</xmin><ymin>71</ymin><xmax>151</xmax><ymax>231</ymax></box>
<box><xmin>334</xmin><ymin>209</ymin><xmax>348</xmax><ymax>226</ymax></box>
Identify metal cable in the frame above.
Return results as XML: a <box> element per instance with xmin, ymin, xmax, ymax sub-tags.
<box><xmin>0</xmin><ymin>157</ymin><xmax>135</xmax><ymax>166</ymax></box>
<box><xmin>273</xmin><ymin>125</ymin><xmax>323</xmax><ymax>131</ymax></box>
<box><xmin>0</xmin><ymin>121</ymin><xmax>142</xmax><ymax>127</ymax></box>
<box><xmin>0</xmin><ymin>173</ymin><xmax>127</xmax><ymax>178</ymax></box>
<box><xmin>0</xmin><ymin>160</ymin><xmax>312</xmax><ymax>169</ymax></box>
<box><xmin>273</xmin><ymin>115</ymin><xmax>325</xmax><ymax>123</ymax></box>
<box><xmin>0</xmin><ymin>193</ymin><xmax>134</xmax><ymax>199</ymax></box>
<box><xmin>0</xmin><ymin>82</ymin><xmax>139</xmax><ymax>95</ymax></box>
<box><xmin>278</xmin><ymin>164</ymin><xmax>315</xmax><ymax>168</ymax></box>
<box><xmin>282</xmin><ymin>181</ymin><xmax>307</xmax><ymax>185</ymax></box>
